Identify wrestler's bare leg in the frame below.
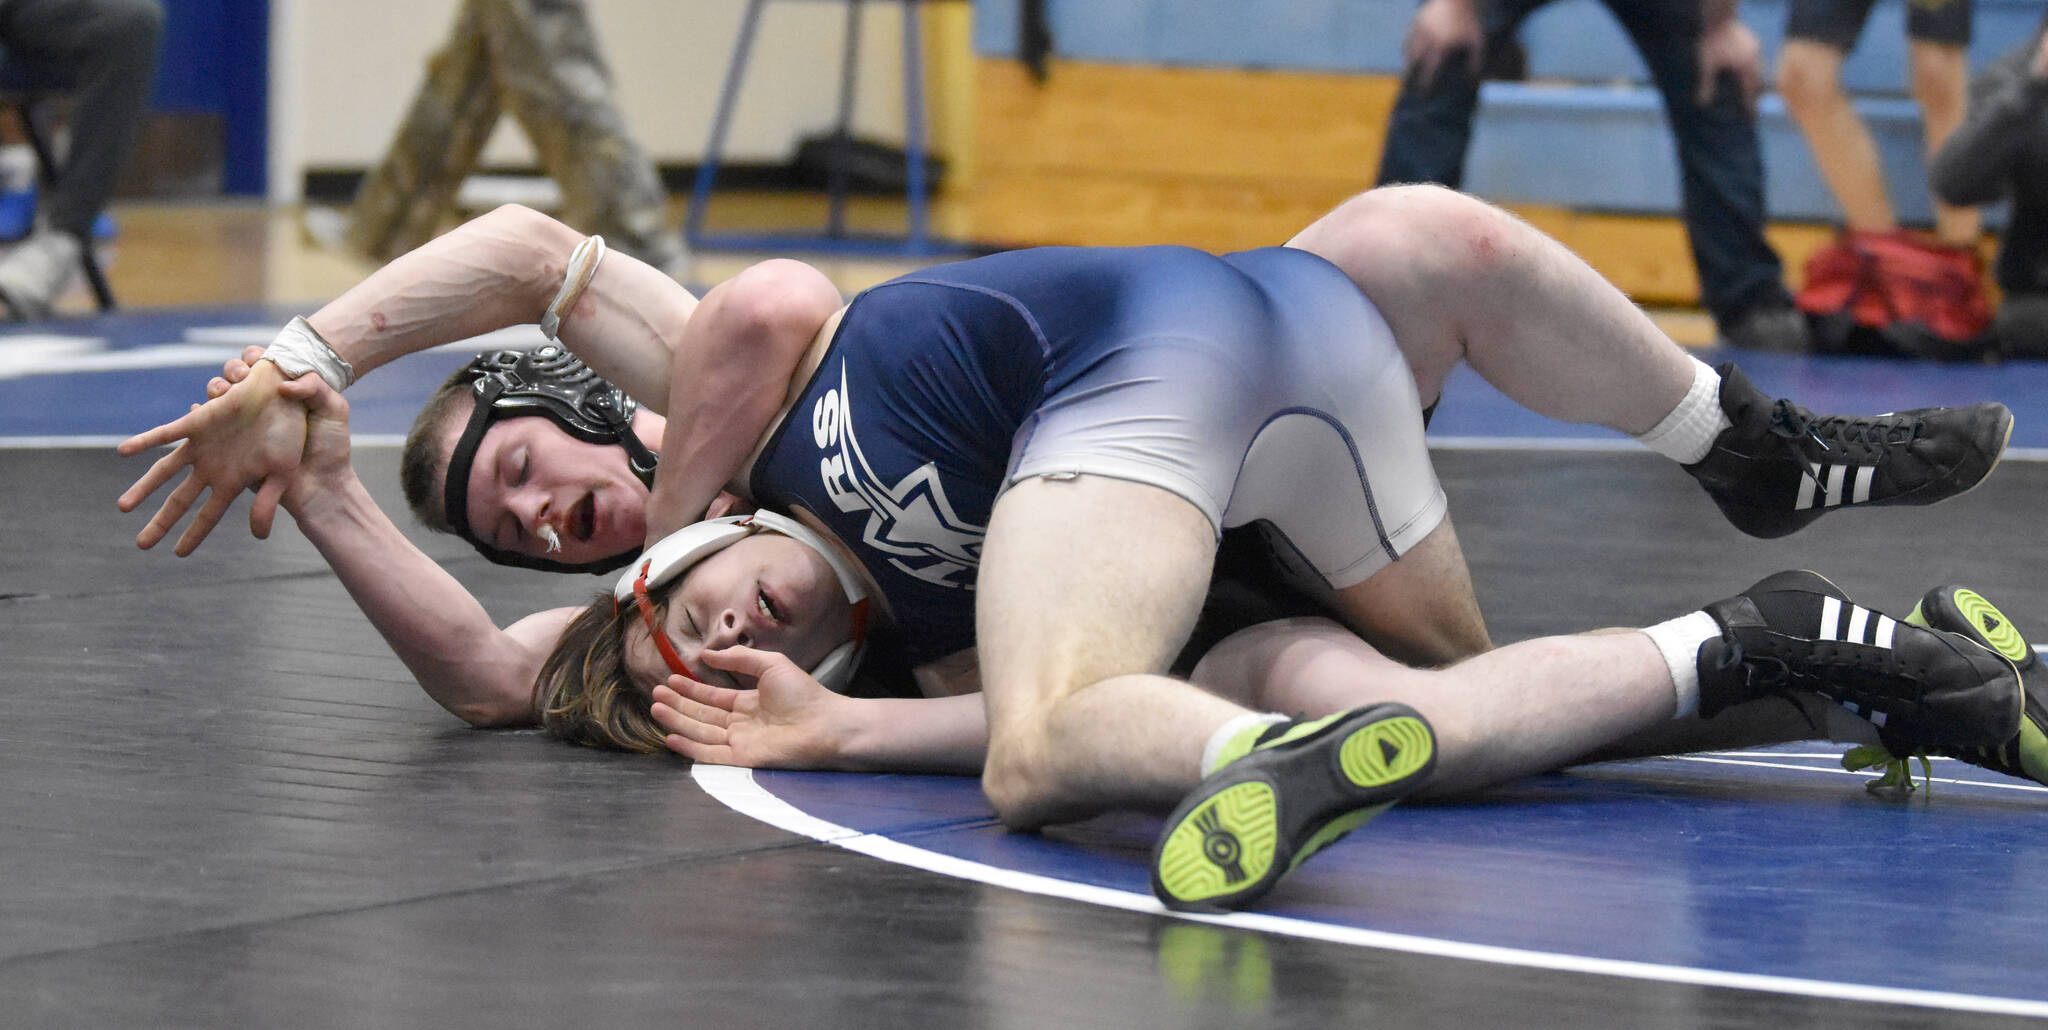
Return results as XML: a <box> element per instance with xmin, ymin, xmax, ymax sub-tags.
<box><xmin>1286</xmin><ymin>184</ymin><xmax>1695</xmax><ymax>433</ymax></box>
<box><xmin>1193</xmin><ymin>617</ymin><xmax>1669</xmax><ymax>796</ymax></box>
<box><xmin>973</xmin><ymin>475</ymin><xmax>1248</xmax><ymax>828</ymax></box>
<box><xmin>1297</xmin><ymin>517</ymin><xmax>1492</xmax><ymax>667</ymax></box>
<box><xmin>1190</xmin><ymin>617</ymin><xmax>1868</xmax><ymax>797</ymax></box>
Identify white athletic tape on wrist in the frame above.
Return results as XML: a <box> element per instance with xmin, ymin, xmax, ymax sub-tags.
<box><xmin>539</xmin><ymin>235</ymin><xmax>606</xmax><ymax>341</ymax></box>
<box><xmin>260</xmin><ymin>316</ymin><xmax>355</xmax><ymax>391</ymax></box>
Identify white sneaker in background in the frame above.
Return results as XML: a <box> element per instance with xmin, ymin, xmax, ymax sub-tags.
<box><xmin>0</xmin><ymin>229</ymin><xmax>81</xmax><ymax>320</ymax></box>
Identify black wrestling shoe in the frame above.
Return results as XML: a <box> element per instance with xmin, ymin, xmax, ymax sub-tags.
<box><xmin>1684</xmin><ymin>364</ymin><xmax>2011</xmax><ymax>539</ymax></box>
<box><xmin>1151</xmin><ymin>704</ymin><xmax>1436</xmax><ymax>913</ymax></box>
<box><xmin>1697</xmin><ymin>571</ymin><xmax>2021</xmax><ymax>752</ymax></box>
<box><xmin>1843</xmin><ymin>585</ymin><xmax>2048</xmax><ymax>792</ymax></box>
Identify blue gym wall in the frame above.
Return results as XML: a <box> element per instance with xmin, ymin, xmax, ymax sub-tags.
<box><xmin>154</xmin><ymin>0</ymin><xmax>268</xmax><ymax>196</ymax></box>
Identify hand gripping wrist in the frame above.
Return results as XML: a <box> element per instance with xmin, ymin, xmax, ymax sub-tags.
<box><xmin>260</xmin><ymin>316</ymin><xmax>356</xmax><ymax>391</ymax></box>
<box><xmin>539</xmin><ymin>235</ymin><xmax>606</xmax><ymax>341</ymax></box>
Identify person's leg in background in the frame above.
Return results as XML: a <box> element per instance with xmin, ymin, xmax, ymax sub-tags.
<box><xmin>1616</xmin><ymin>0</ymin><xmax>1806</xmax><ymax>352</ymax></box>
<box><xmin>1901</xmin><ymin>1</ymin><xmax>1993</xmax><ymax>347</ymax></box>
<box><xmin>1777</xmin><ymin>0</ymin><xmax>1991</xmax><ymax>353</ymax></box>
<box><xmin>481</xmin><ymin>0</ymin><xmax>686</xmax><ymax>277</ymax></box>
<box><xmin>1906</xmin><ymin>0</ymin><xmax>1980</xmax><ymax>252</ymax></box>
<box><xmin>0</xmin><ymin>0</ymin><xmax>161</xmax><ymax>319</ymax></box>
<box><xmin>344</xmin><ymin>0</ymin><xmax>501</xmax><ymax>264</ymax></box>
<box><xmin>1777</xmin><ymin>1</ymin><xmax>1897</xmax><ymax>234</ymax></box>
<box><xmin>1375</xmin><ymin>0</ymin><xmax>1544</xmax><ymax>188</ymax></box>
<box><xmin>345</xmin><ymin>0</ymin><xmax>685</xmax><ymax>277</ymax></box>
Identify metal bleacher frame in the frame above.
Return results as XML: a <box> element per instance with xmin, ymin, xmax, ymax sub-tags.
<box><xmin>685</xmin><ymin>0</ymin><xmax>972</xmax><ymax>257</ymax></box>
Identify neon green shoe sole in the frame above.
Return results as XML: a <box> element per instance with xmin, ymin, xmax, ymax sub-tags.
<box><xmin>1151</xmin><ymin>703</ymin><xmax>1436</xmax><ymax>912</ymax></box>
<box><xmin>1903</xmin><ymin>585</ymin><xmax>2048</xmax><ymax>786</ymax></box>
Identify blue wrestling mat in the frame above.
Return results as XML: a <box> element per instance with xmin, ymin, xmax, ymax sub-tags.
<box><xmin>0</xmin><ymin>305</ymin><xmax>515</xmax><ymax>442</ymax></box>
<box><xmin>707</xmin><ymin>747</ymin><xmax>2048</xmax><ymax>1018</ymax></box>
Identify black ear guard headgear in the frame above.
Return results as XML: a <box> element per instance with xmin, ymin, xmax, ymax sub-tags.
<box><xmin>442</xmin><ymin>346</ymin><xmax>660</xmax><ymax>574</ymax></box>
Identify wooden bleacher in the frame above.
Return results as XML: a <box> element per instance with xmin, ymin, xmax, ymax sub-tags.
<box><xmin>962</xmin><ymin>0</ymin><xmax>2041</xmax><ymax>307</ymax></box>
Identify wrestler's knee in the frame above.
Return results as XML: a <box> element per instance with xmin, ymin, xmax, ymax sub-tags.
<box><xmin>1298</xmin><ymin>183</ymin><xmax>1511</xmax><ymax>284</ymax></box>
<box><xmin>1311</xmin><ymin>183</ymin><xmax>1463</xmax><ymax>240</ymax></box>
<box><xmin>981</xmin><ymin>724</ymin><xmax>1060</xmax><ymax>830</ymax></box>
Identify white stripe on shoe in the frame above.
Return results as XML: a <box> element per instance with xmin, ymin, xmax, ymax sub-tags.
<box><xmin>1795</xmin><ymin>463</ymin><xmax>1879</xmax><ymax>511</ymax></box>
<box><xmin>1816</xmin><ymin>596</ymin><xmax>1894</xmax><ymax>646</ymax></box>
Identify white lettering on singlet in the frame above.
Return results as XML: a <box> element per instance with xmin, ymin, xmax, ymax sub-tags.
<box><xmin>807</xmin><ymin>364</ymin><xmax>986</xmax><ymax>589</ymax></box>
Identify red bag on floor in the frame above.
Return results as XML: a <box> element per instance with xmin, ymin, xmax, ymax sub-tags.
<box><xmin>1794</xmin><ymin>230</ymin><xmax>1994</xmax><ymax>361</ymax></box>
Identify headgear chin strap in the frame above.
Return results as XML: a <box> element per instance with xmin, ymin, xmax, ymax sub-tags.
<box><xmin>615</xmin><ymin>511</ymin><xmax>871</xmax><ymax>693</ymax></box>
<box><xmin>441</xmin><ymin>346</ymin><xmax>659</xmax><ymax>574</ymax></box>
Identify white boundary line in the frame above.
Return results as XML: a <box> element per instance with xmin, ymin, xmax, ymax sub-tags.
<box><xmin>693</xmin><ymin>763</ymin><xmax>2048</xmax><ymax>1019</ymax></box>
<box><xmin>1672</xmin><ymin>753</ymin><xmax>2048</xmax><ymax>793</ymax></box>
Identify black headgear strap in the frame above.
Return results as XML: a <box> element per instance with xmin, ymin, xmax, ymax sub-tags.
<box><xmin>441</xmin><ymin>347</ymin><xmax>659</xmax><ymax>574</ymax></box>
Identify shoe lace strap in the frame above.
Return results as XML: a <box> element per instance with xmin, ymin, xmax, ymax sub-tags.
<box><xmin>1767</xmin><ymin>401</ymin><xmax>1919</xmax><ymax>463</ymax></box>
<box><xmin>1841</xmin><ymin>744</ymin><xmax>1934</xmax><ymax>797</ymax></box>
<box><xmin>1719</xmin><ymin>639</ymin><xmax>1929</xmax><ymax>705</ymax></box>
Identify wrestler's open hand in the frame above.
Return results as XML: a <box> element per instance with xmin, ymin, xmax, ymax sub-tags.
<box><xmin>649</xmin><ymin>645</ymin><xmax>851</xmax><ymax>769</ymax></box>
<box><xmin>115</xmin><ymin>360</ymin><xmax>322</xmax><ymax>555</ymax></box>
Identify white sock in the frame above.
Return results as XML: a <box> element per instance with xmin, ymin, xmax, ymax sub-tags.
<box><xmin>1635</xmin><ymin>357</ymin><xmax>1731</xmax><ymax>466</ymax></box>
<box><xmin>1201</xmin><ymin>711</ymin><xmax>1289</xmax><ymax>776</ymax></box>
<box><xmin>1639</xmin><ymin>611</ymin><xmax>1721</xmax><ymax>718</ymax></box>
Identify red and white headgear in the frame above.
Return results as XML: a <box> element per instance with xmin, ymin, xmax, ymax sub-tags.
<box><xmin>615</xmin><ymin>511</ymin><xmax>869</xmax><ymax>693</ymax></box>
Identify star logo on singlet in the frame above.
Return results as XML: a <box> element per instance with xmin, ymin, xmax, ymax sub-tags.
<box><xmin>811</xmin><ymin>366</ymin><xmax>985</xmax><ymax>588</ymax></box>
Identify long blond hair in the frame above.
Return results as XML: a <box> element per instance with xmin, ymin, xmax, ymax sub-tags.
<box><xmin>533</xmin><ymin>593</ymin><xmax>667</xmax><ymax>752</ymax></box>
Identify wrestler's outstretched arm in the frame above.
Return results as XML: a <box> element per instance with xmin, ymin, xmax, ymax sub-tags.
<box><xmin>302</xmin><ymin>202</ymin><xmax>695</xmax><ymax>397</ymax></box>
<box><xmin>118</xmin><ymin>204</ymin><xmax>700</xmax><ymax>553</ymax></box>
<box><xmin>266</xmin><ymin>375</ymin><xmax>569</xmax><ymax>724</ymax></box>
<box><xmin>649</xmin><ymin>646</ymin><xmax>991</xmax><ymax>774</ymax></box>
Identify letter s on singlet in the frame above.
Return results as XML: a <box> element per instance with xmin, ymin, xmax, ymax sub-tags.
<box><xmin>811</xmin><ymin>386</ymin><xmax>862</xmax><ymax>514</ymax></box>
<box><xmin>811</xmin><ymin>388</ymin><xmax>841</xmax><ymax>448</ymax></box>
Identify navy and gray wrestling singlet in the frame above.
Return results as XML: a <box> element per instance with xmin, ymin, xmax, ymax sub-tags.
<box><xmin>748</xmin><ymin>245</ymin><xmax>1444</xmax><ymax>666</ymax></box>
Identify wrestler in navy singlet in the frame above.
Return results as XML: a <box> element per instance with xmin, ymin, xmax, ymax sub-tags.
<box><xmin>747</xmin><ymin>245</ymin><xmax>1442</xmax><ymax>666</ymax></box>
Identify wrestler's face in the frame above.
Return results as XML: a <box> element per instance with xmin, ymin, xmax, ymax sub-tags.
<box><xmin>622</xmin><ymin>534</ymin><xmax>855</xmax><ymax>694</ymax></box>
<box><xmin>451</xmin><ymin>415</ymin><xmax>650</xmax><ymax>565</ymax></box>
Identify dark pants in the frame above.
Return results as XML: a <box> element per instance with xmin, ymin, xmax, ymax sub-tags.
<box><xmin>1377</xmin><ymin>0</ymin><xmax>1790</xmax><ymax>330</ymax></box>
<box><xmin>0</xmin><ymin>0</ymin><xmax>162</xmax><ymax>241</ymax></box>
